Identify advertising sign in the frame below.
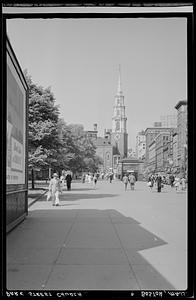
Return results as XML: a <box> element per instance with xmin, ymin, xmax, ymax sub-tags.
<box><xmin>6</xmin><ymin>52</ymin><xmax>26</xmax><ymax>185</ymax></box>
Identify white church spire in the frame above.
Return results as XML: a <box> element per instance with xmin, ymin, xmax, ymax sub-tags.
<box><xmin>117</xmin><ymin>64</ymin><xmax>122</xmax><ymax>95</ymax></box>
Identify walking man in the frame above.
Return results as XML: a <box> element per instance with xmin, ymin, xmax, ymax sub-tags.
<box><xmin>128</xmin><ymin>172</ymin><xmax>136</xmax><ymax>190</ymax></box>
<box><xmin>65</xmin><ymin>171</ymin><xmax>72</xmax><ymax>191</ymax></box>
<box><xmin>93</xmin><ymin>173</ymin><xmax>98</xmax><ymax>188</ymax></box>
<box><xmin>109</xmin><ymin>173</ymin><xmax>113</xmax><ymax>183</ymax></box>
<box><xmin>48</xmin><ymin>173</ymin><xmax>62</xmax><ymax>206</ymax></box>
<box><xmin>157</xmin><ymin>174</ymin><xmax>162</xmax><ymax>193</ymax></box>
<box><xmin>123</xmin><ymin>173</ymin><xmax>129</xmax><ymax>191</ymax></box>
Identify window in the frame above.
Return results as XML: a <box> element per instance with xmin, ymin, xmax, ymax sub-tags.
<box><xmin>115</xmin><ymin>121</ymin><xmax>120</xmax><ymax>131</ymax></box>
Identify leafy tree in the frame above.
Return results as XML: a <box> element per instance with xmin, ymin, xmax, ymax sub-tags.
<box><xmin>56</xmin><ymin>121</ymin><xmax>103</xmax><ymax>175</ymax></box>
<box><xmin>24</xmin><ymin>70</ymin><xmax>60</xmax><ymax>188</ymax></box>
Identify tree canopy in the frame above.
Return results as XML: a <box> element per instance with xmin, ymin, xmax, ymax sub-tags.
<box><xmin>25</xmin><ymin>70</ymin><xmax>103</xmax><ymax>177</ymax></box>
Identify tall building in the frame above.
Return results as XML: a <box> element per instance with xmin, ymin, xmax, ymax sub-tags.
<box><xmin>172</xmin><ymin>130</ymin><xmax>178</xmax><ymax>171</ymax></box>
<box><xmin>144</xmin><ymin>127</ymin><xmax>175</xmax><ymax>172</ymax></box>
<box><xmin>136</xmin><ymin>130</ymin><xmax>146</xmax><ymax>160</ymax></box>
<box><xmin>175</xmin><ymin>100</ymin><xmax>187</xmax><ymax>175</ymax></box>
<box><xmin>160</xmin><ymin>114</ymin><xmax>177</xmax><ymax>128</ymax></box>
<box><xmin>156</xmin><ymin>131</ymin><xmax>173</xmax><ymax>172</ymax></box>
<box><xmin>111</xmin><ymin>66</ymin><xmax>128</xmax><ymax>158</ymax></box>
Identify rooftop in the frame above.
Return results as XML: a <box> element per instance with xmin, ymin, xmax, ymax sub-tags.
<box><xmin>175</xmin><ymin>100</ymin><xmax>187</xmax><ymax>110</ymax></box>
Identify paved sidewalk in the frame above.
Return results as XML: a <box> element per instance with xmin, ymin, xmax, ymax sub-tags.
<box><xmin>28</xmin><ymin>184</ymin><xmax>48</xmax><ymax>207</ymax></box>
<box><xmin>7</xmin><ymin>180</ymin><xmax>187</xmax><ymax>290</ymax></box>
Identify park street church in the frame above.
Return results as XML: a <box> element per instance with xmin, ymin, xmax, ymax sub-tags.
<box><xmin>87</xmin><ymin>67</ymin><xmax>128</xmax><ymax>175</ymax></box>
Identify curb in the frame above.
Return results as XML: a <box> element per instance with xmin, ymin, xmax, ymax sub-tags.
<box><xmin>28</xmin><ymin>190</ymin><xmax>48</xmax><ymax>207</ymax></box>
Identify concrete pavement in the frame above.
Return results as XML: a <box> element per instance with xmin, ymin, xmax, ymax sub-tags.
<box><xmin>7</xmin><ymin>180</ymin><xmax>187</xmax><ymax>290</ymax></box>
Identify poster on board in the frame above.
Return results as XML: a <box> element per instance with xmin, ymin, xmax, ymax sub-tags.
<box><xmin>6</xmin><ymin>52</ymin><xmax>26</xmax><ymax>185</ymax></box>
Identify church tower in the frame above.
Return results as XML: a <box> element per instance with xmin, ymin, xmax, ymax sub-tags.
<box><xmin>111</xmin><ymin>65</ymin><xmax>128</xmax><ymax>158</ymax></box>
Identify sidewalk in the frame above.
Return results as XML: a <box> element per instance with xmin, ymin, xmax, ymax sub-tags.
<box><xmin>7</xmin><ymin>180</ymin><xmax>187</xmax><ymax>290</ymax></box>
<box><xmin>28</xmin><ymin>183</ymin><xmax>48</xmax><ymax>207</ymax></box>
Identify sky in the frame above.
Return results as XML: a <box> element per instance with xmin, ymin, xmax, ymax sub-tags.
<box><xmin>6</xmin><ymin>16</ymin><xmax>187</xmax><ymax>148</ymax></box>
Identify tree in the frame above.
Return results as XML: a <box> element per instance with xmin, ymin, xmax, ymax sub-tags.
<box><xmin>24</xmin><ymin>70</ymin><xmax>60</xmax><ymax>188</ymax></box>
<box><xmin>56</xmin><ymin>121</ymin><xmax>103</xmax><ymax>175</ymax></box>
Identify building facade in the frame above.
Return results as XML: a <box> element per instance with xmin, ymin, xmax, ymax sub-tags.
<box><xmin>160</xmin><ymin>114</ymin><xmax>177</xmax><ymax>128</ymax></box>
<box><xmin>136</xmin><ymin>130</ymin><xmax>146</xmax><ymax>160</ymax></box>
<box><xmin>145</xmin><ymin>127</ymin><xmax>175</xmax><ymax>174</ymax></box>
<box><xmin>95</xmin><ymin>137</ymin><xmax>113</xmax><ymax>173</ymax></box>
<box><xmin>172</xmin><ymin>131</ymin><xmax>178</xmax><ymax>172</ymax></box>
<box><xmin>175</xmin><ymin>100</ymin><xmax>187</xmax><ymax>176</ymax></box>
<box><xmin>156</xmin><ymin>132</ymin><xmax>174</xmax><ymax>173</ymax></box>
<box><xmin>148</xmin><ymin>140</ymin><xmax>156</xmax><ymax>173</ymax></box>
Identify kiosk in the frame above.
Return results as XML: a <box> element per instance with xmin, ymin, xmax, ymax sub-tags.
<box><xmin>6</xmin><ymin>37</ymin><xmax>28</xmax><ymax>233</ymax></box>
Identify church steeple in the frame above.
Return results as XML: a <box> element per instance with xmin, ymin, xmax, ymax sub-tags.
<box><xmin>112</xmin><ymin>65</ymin><xmax>127</xmax><ymax>133</ymax></box>
<box><xmin>117</xmin><ymin>64</ymin><xmax>122</xmax><ymax>96</ymax></box>
<box><xmin>111</xmin><ymin>65</ymin><xmax>128</xmax><ymax>158</ymax></box>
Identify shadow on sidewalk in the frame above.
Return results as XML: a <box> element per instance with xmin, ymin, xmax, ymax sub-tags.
<box><xmin>38</xmin><ymin>193</ymin><xmax>118</xmax><ymax>202</ymax></box>
<box><xmin>6</xmin><ymin>208</ymin><xmax>177</xmax><ymax>290</ymax></box>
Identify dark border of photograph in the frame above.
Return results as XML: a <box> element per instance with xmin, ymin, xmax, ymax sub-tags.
<box><xmin>1</xmin><ymin>1</ymin><xmax>194</xmax><ymax>299</ymax></box>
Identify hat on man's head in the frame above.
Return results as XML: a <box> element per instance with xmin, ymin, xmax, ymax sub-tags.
<box><xmin>53</xmin><ymin>173</ymin><xmax>58</xmax><ymax>177</ymax></box>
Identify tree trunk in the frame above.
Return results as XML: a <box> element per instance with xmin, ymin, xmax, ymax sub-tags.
<box><xmin>31</xmin><ymin>168</ymin><xmax>35</xmax><ymax>189</ymax></box>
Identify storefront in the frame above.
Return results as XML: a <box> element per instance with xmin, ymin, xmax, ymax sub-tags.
<box><xmin>118</xmin><ymin>158</ymin><xmax>145</xmax><ymax>181</ymax></box>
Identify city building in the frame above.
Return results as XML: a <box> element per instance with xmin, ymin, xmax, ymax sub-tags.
<box><xmin>144</xmin><ymin>127</ymin><xmax>175</xmax><ymax>174</ymax></box>
<box><xmin>128</xmin><ymin>148</ymin><xmax>136</xmax><ymax>158</ymax></box>
<box><xmin>153</xmin><ymin>122</ymin><xmax>162</xmax><ymax>127</ymax></box>
<box><xmin>155</xmin><ymin>131</ymin><xmax>173</xmax><ymax>173</ymax></box>
<box><xmin>86</xmin><ymin>123</ymin><xmax>98</xmax><ymax>141</ymax></box>
<box><xmin>111</xmin><ymin>66</ymin><xmax>128</xmax><ymax>158</ymax></box>
<box><xmin>160</xmin><ymin>114</ymin><xmax>177</xmax><ymax>128</ymax></box>
<box><xmin>172</xmin><ymin>131</ymin><xmax>178</xmax><ymax>172</ymax></box>
<box><xmin>175</xmin><ymin>100</ymin><xmax>187</xmax><ymax>176</ymax></box>
<box><xmin>136</xmin><ymin>130</ymin><xmax>146</xmax><ymax>160</ymax></box>
<box><xmin>95</xmin><ymin>136</ymin><xmax>113</xmax><ymax>173</ymax></box>
<box><xmin>148</xmin><ymin>139</ymin><xmax>156</xmax><ymax>173</ymax></box>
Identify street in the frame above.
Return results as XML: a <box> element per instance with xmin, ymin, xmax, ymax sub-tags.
<box><xmin>7</xmin><ymin>179</ymin><xmax>187</xmax><ymax>290</ymax></box>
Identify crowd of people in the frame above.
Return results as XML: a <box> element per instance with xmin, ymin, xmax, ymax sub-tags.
<box><xmin>147</xmin><ymin>173</ymin><xmax>187</xmax><ymax>193</ymax></box>
<box><xmin>47</xmin><ymin>169</ymin><xmax>187</xmax><ymax>206</ymax></box>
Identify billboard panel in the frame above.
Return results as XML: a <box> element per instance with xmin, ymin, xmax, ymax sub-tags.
<box><xmin>6</xmin><ymin>52</ymin><xmax>26</xmax><ymax>185</ymax></box>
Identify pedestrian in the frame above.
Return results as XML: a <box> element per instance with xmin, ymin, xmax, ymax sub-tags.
<box><xmin>180</xmin><ymin>176</ymin><xmax>186</xmax><ymax>191</ymax></box>
<box><xmin>122</xmin><ymin>173</ymin><xmax>129</xmax><ymax>191</ymax></box>
<box><xmin>85</xmin><ymin>173</ymin><xmax>89</xmax><ymax>182</ymax></box>
<box><xmin>60</xmin><ymin>173</ymin><xmax>65</xmax><ymax>187</ymax></box>
<box><xmin>147</xmin><ymin>175</ymin><xmax>154</xmax><ymax>190</ymax></box>
<box><xmin>93</xmin><ymin>173</ymin><xmax>98</xmax><ymax>188</ymax></box>
<box><xmin>169</xmin><ymin>174</ymin><xmax>175</xmax><ymax>187</ymax></box>
<box><xmin>82</xmin><ymin>173</ymin><xmax>85</xmax><ymax>183</ymax></box>
<box><xmin>174</xmin><ymin>176</ymin><xmax>181</xmax><ymax>191</ymax></box>
<box><xmin>128</xmin><ymin>172</ymin><xmax>136</xmax><ymax>190</ymax></box>
<box><xmin>157</xmin><ymin>174</ymin><xmax>162</xmax><ymax>192</ymax></box>
<box><xmin>65</xmin><ymin>171</ymin><xmax>72</xmax><ymax>191</ymax></box>
<box><xmin>88</xmin><ymin>174</ymin><xmax>92</xmax><ymax>183</ymax></box>
<box><xmin>48</xmin><ymin>173</ymin><xmax>62</xmax><ymax>206</ymax></box>
<box><xmin>109</xmin><ymin>173</ymin><xmax>113</xmax><ymax>183</ymax></box>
